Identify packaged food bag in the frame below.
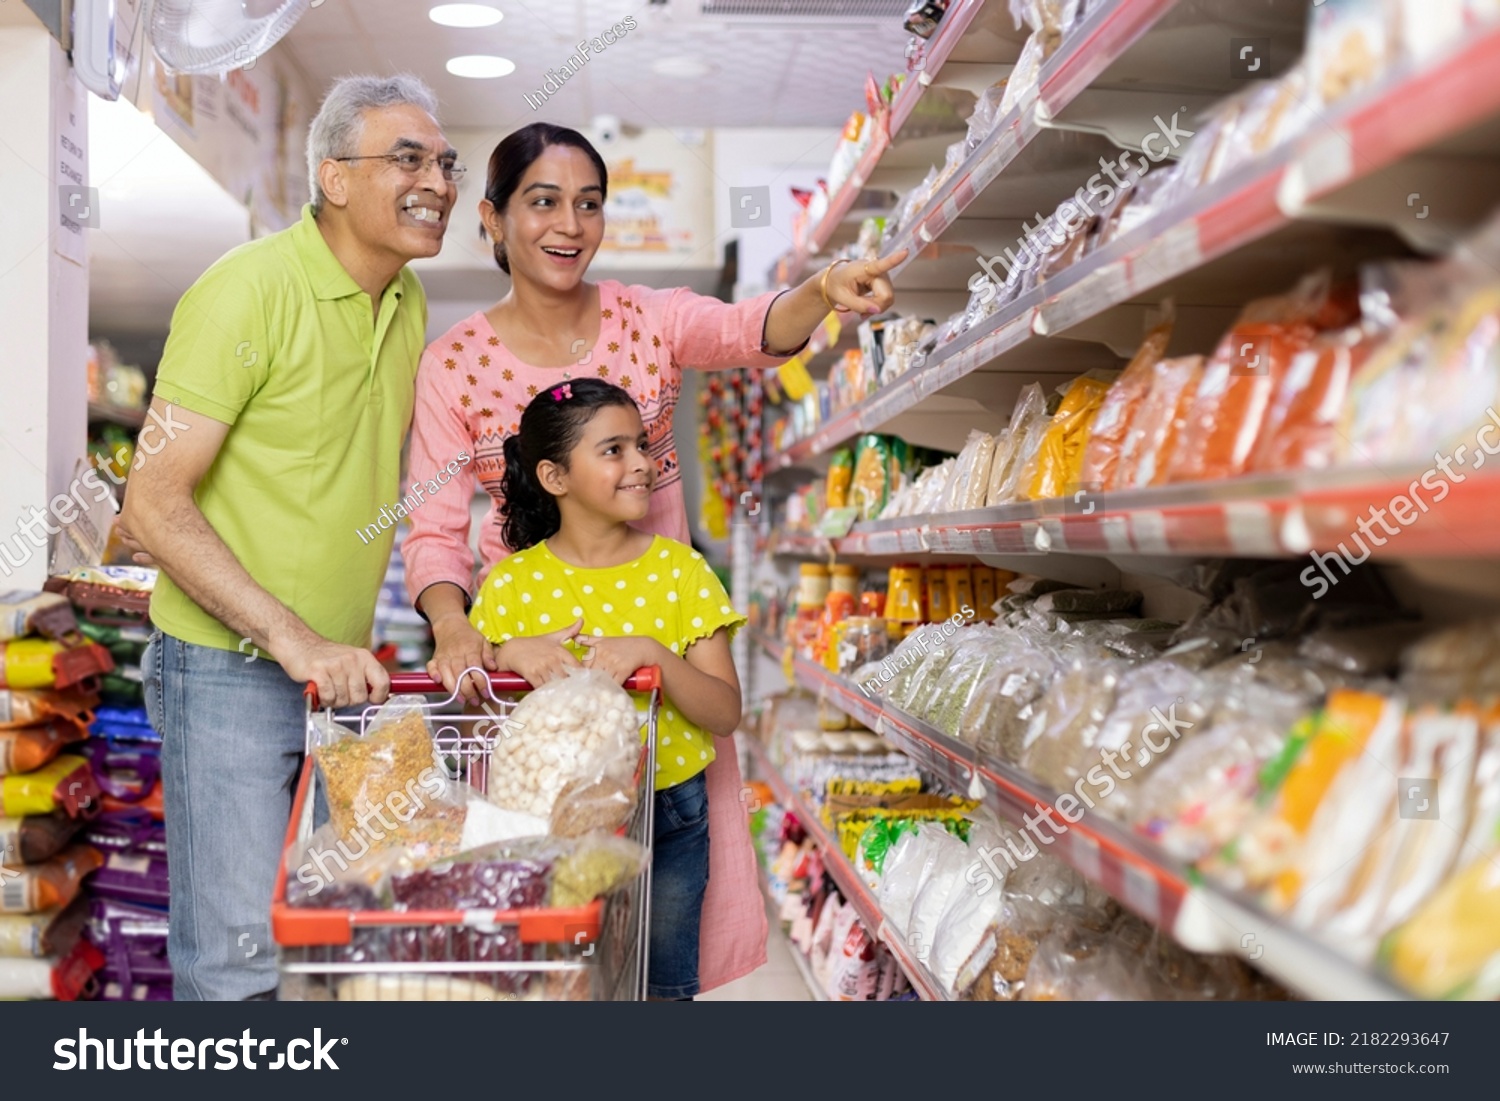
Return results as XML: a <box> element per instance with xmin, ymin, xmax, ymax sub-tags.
<box><xmin>2</xmin><ymin>811</ymin><xmax>91</xmax><ymax>866</ymax></box>
<box><xmin>1080</xmin><ymin>311</ymin><xmax>1174</xmax><ymax>491</ymax></box>
<box><xmin>1028</xmin><ymin>375</ymin><xmax>1112</xmax><ymax>501</ymax></box>
<box><xmin>550</xmin><ymin>833</ymin><xmax>648</xmax><ymax>908</ymax></box>
<box><xmin>0</xmin><ymin>756</ymin><xmax>99</xmax><ymax>818</ymax></box>
<box><xmin>488</xmin><ymin>666</ymin><xmax>639</xmax><ymax>821</ymax></box>
<box><xmin>0</xmin><ymin>592</ymin><xmax>79</xmax><ymax>643</ymax></box>
<box><xmin>0</xmin><ymin>688</ymin><xmax>97</xmax><ymax>731</ymax></box>
<box><xmin>0</xmin><ymin>900</ymin><xmax>87</xmax><ymax>960</ymax></box>
<box><xmin>1381</xmin><ymin>846</ymin><xmax>1500</xmax><ymax>999</ymax></box>
<box><xmin>0</xmin><ymin>718</ymin><xmax>87</xmax><ymax>776</ymax></box>
<box><xmin>1112</xmin><ymin>356</ymin><xmax>1204</xmax><ymax>489</ymax></box>
<box><xmin>0</xmin><ymin>845</ymin><xmax>103</xmax><ymax>913</ymax></box>
<box><xmin>311</xmin><ymin>698</ymin><xmax>443</xmax><ymax>838</ymax></box>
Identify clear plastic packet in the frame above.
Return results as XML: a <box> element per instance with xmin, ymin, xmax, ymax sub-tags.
<box><xmin>1098</xmin><ymin>161</ymin><xmax>1180</xmax><ymax>250</ymax></box>
<box><xmin>1307</xmin><ymin>0</ymin><xmax>1401</xmax><ymax>108</ymax></box>
<box><xmin>550</xmin><ymin>832</ymin><xmax>648</xmax><ymax>907</ymax></box>
<box><xmin>877</xmin><ymin>821</ymin><xmax>949</xmax><ymax>937</ymax></box>
<box><xmin>311</xmin><ymin>698</ymin><xmax>442</xmax><ymax>838</ymax></box>
<box><xmin>964</xmin><ymin>82</ymin><xmax>1009</xmax><ymax>152</ymax></box>
<box><xmin>1249</xmin><ymin>325</ymin><xmax>1373</xmax><ymax>472</ymax></box>
<box><xmin>1111</xmin><ymin>355</ymin><xmax>1203</xmax><ymax>489</ymax></box>
<box><xmin>905</xmin><ymin>824</ymin><xmax>972</xmax><ymax>955</ymax></box>
<box><xmin>387</xmin><ymin>836</ymin><xmax>563</xmax><ymax>911</ymax></box>
<box><xmin>932</xmin><ymin>819</ymin><xmax>1016</xmax><ymax>996</ymax></box>
<box><xmin>1022</xmin><ymin>906</ymin><xmax>1154</xmax><ymax>1000</ymax></box>
<box><xmin>1088</xmin><ymin>661</ymin><xmax>1211</xmax><ymax>822</ymax></box>
<box><xmin>284</xmin><ymin>821</ymin><xmax>427</xmax><ymax>910</ymax></box>
<box><xmin>991</xmin><ymin>384</ymin><xmax>1053</xmax><ymax>504</ymax></box>
<box><xmin>488</xmin><ymin>666</ymin><xmax>640</xmax><ymax>820</ymax></box>
<box><xmin>1022</xmin><ymin>658</ymin><xmax>1125</xmax><ymax>794</ymax></box>
<box><xmin>1167</xmin><ymin>273</ymin><xmax>1351</xmax><ymax>484</ymax></box>
<box><xmin>1079</xmin><ymin>308</ymin><xmax>1174</xmax><ymax>492</ymax></box>
<box><xmin>1381</xmin><ymin>842</ymin><xmax>1500</xmax><ymax>999</ymax></box>
<box><xmin>944</xmin><ymin>431</ymin><xmax>1001</xmax><ymax>513</ymax></box>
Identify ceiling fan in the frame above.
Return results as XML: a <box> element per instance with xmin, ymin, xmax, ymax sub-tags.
<box><xmin>72</xmin><ymin>0</ymin><xmax>315</xmax><ymax>100</ymax></box>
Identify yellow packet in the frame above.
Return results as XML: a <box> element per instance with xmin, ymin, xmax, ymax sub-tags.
<box><xmin>1029</xmin><ymin>376</ymin><xmax>1111</xmax><ymax>501</ymax></box>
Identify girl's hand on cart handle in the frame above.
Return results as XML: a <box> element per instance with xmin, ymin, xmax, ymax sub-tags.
<box><xmin>282</xmin><ymin>634</ymin><xmax>390</xmax><ymax>709</ymax></box>
<box><xmin>428</xmin><ymin>612</ymin><xmax>497</xmax><ymax>703</ymax></box>
<box><xmin>578</xmin><ymin>635</ymin><xmax>664</xmax><ymax>687</ymax></box>
<box><xmin>495</xmin><ymin>619</ymin><xmax>583</xmax><ymax>686</ymax></box>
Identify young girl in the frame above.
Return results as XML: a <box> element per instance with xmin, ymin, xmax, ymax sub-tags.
<box><xmin>469</xmin><ymin>378</ymin><xmax>744</xmax><ymax>1000</ymax></box>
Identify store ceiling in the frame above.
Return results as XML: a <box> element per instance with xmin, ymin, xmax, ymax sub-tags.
<box><xmin>280</xmin><ymin>0</ymin><xmax>909</xmax><ymax>129</ymax></box>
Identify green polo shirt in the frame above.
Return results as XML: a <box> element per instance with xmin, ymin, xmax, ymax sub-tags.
<box><xmin>149</xmin><ymin>204</ymin><xmax>427</xmax><ymax>655</ymax></box>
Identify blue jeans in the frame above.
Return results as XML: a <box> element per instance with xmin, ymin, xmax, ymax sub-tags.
<box><xmin>144</xmin><ymin>631</ymin><xmax>312</xmax><ymax>1001</ymax></box>
<box><xmin>648</xmin><ymin>770</ymin><xmax>711</xmax><ymax>1000</ymax></box>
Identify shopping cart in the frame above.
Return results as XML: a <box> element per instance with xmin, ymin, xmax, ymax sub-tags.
<box><xmin>271</xmin><ymin>666</ymin><xmax>658</xmax><ymax>1001</ymax></box>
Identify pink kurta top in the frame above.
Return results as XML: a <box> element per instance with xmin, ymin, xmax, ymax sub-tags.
<box><xmin>404</xmin><ymin>279</ymin><xmax>799</xmax><ymax>992</ymax></box>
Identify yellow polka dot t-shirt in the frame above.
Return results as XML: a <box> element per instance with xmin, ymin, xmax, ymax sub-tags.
<box><xmin>470</xmin><ymin>535</ymin><xmax>746</xmax><ymax>790</ymax></box>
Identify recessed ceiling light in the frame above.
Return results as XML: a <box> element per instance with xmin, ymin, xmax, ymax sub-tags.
<box><xmin>447</xmin><ymin>54</ymin><xmax>516</xmax><ymax>78</ymax></box>
<box><xmin>430</xmin><ymin>4</ymin><xmax>504</xmax><ymax>27</ymax></box>
<box><xmin>651</xmin><ymin>56</ymin><xmax>714</xmax><ymax>79</ymax></box>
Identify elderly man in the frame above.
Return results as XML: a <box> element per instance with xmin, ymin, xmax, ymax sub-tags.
<box><xmin>123</xmin><ymin>74</ymin><xmax>458</xmax><ymax>1000</ymax></box>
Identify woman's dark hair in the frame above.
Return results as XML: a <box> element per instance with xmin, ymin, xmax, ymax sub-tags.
<box><xmin>484</xmin><ymin>123</ymin><xmax>608</xmax><ymax>274</ymax></box>
<box><xmin>501</xmin><ymin>378</ymin><xmax>639</xmax><ymax>551</ymax></box>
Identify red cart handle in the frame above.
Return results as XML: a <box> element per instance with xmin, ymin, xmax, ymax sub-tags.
<box><xmin>304</xmin><ymin>666</ymin><xmax>662</xmax><ymax>710</ymax></box>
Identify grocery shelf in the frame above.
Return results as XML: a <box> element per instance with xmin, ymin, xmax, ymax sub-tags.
<box><xmin>738</xmin><ymin>727</ymin><xmax>949</xmax><ymax>1001</ymax></box>
<box><xmin>766</xmin><ymin>463</ymin><xmax>1500</xmax><ymax>562</ymax></box>
<box><xmin>773</xmin><ymin>20</ymin><xmax>1500</xmax><ymax>470</ymax></box>
<box><xmin>753</xmin><ymin>631</ymin><xmax>1410</xmax><ymax>1001</ymax></box>
<box><xmin>749</xmin><ymin>855</ymin><xmax>829</xmax><ymax>1003</ymax></box>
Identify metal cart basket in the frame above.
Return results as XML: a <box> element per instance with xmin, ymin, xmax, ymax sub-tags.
<box><xmin>271</xmin><ymin>667</ymin><xmax>658</xmax><ymax>1001</ymax></box>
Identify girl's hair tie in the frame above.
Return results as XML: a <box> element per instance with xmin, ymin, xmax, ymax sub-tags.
<box><xmin>552</xmin><ymin>383</ymin><xmax>573</xmax><ymax>402</ymax></box>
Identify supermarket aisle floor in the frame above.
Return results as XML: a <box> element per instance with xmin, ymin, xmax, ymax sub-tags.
<box><xmin>699</xmin><ymin>912</ymin><xmax>811</xmax><ymax>1001</ymax></box>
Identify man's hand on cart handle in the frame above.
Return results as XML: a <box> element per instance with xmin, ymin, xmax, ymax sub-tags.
<box><xmin>427</xmin><ymin>611</ymin><xmax>498</xmax><ymax>703</ymax></box>
<box><xmin>283</xmin><ymin>634</ymin><xmax>391</xmax><ymax>710</ymax></box>
<box><xmin>495</xmin><ymin>619</ymin><xmax>584</xmax><ymax>687</ymax></box>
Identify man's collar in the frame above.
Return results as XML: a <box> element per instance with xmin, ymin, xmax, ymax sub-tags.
<box><xmin>295</xmin><ymin>204</ymin><xmax>405</xmax><ymax>302</ymax></box>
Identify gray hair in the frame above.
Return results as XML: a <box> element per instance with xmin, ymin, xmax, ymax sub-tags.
<box><xmin>307</xmin><ymin>74</ymin><xmax>440</xmax><ymax>214</ymax></box>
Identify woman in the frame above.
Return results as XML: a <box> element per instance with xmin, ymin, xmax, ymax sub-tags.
<box><xmin>403</xmin><ymin>122</ymin><xmax>903</xmax><ymax>993</ymax></box>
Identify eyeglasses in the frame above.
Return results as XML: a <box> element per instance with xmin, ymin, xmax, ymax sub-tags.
<box><xmin>335</xmin><ymin>150</ymin><xmax>467</xmax><ymax>184</ymax></box>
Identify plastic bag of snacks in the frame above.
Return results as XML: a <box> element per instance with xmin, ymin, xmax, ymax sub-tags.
<box><xmin>1381</xmin><ymin>843</ymin><xmax>1500</xmax><ymax>998</ymax></box>
<box><xmin>0</xmin><ymin>718</ymin><xmax>87</xmax><ymax>776</ymax></box>
<box><xmin>1111</xmin><ymin>356</ymin><xmax>1203</xmax><ymax>489</ymax></box>
<box><xmin>311</xmin><ymin>699</ymin><xmax>445</xmax><ymax>838</ymax></box>
<box><xmin>944</xmin><ymin>431</ymin><xmax>1001</xmax><ymax>513</ymax></box>
<box><xmin>1028</xmin><ymin>374</ymin><xmax>1113</xmax><ymax>501</ymax></box>
<box><xmin>0</xmin><ymin>592</ymin><xmax>79</xmax><ymax>643</ymax></box>
<box><xmin>1079</xmin><ymin>310</ymin><xmax>1174</xmax><ymax>492</ymax></box>
<box><xmin>1167</xmin><ymin>273</ymin><xmax>1356</xmax><ymax>485</ymax></box>
<box><xmin>549</xmin><ymin>832</ymin><xmax>649</xmax><ymax>908</ymax></box>
<box><xmin>989</xmin><ymin>384</ymin><xmax>1053</xmax><ymax>504</ymax></box>
<box><xmin>488</xmin><ymin>666</ymin><xmax>640</xmax><ymax>821</ymax></box>
<box><xmin>1</xmin><ymin>756</ymin><xmax>99</xmax><ymax>818</ymax></box>
<box><xmin>1022</xmin><ymin>906</ymin><xmax>1155</xmax><ymax>1000</ymax></box>
<box><xmin>0</xmin><ymin>845</ymin><xmax>103</xmax><ymax>913</ymax></box>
